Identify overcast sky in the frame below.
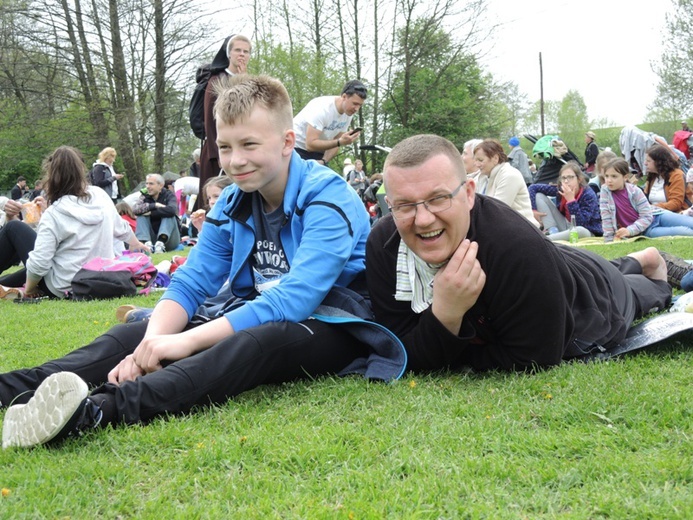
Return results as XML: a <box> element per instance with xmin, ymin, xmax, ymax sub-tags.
<box><xmin>216</xmin><ymin>0</ymin><xmax>671</xmax><ymax>127</ymax></box>
<box><xmin>479</xmin><ymin>0</ymin><xmax>671</xmax><ymax>126</ymax></box>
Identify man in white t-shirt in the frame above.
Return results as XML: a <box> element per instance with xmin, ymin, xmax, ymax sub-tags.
<box><xmin>293</xmin><ymin>80</ymin><xmax>367</xmax><ymax>165</ymax></box>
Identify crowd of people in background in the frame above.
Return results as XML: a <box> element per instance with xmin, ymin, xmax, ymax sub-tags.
<box><xmin>3</xmin><ymin>64</ymin><xmax>693</xmax><ymax>452</ymax></box>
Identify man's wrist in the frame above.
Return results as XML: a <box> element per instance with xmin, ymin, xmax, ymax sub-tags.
<box><xmin>336</xmin><ymin>138</ymin><xmax>341</xmax><ymax>147</ymax></box>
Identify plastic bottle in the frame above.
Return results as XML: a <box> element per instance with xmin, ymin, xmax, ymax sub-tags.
<box><xmin>569</xmin><ymin>215</ymin><xmax>579</xmax><ymax>244</ymax></box>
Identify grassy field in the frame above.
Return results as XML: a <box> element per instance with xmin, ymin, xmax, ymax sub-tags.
<box><xmin>1</xmin><ymin>242</ymin><xmax>692</xmax><ymax>519</ymax></box>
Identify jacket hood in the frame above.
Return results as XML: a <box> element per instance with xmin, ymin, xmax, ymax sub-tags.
<box><xmin>50</xmin><ymin>186</ymin><xmax>106</xmax><ymax>226</ymax></box>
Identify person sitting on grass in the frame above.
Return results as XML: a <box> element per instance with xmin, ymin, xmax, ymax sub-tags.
<box><xmin>190</xmin><ymin>175</ymin><xmax>234</xmax><ymax>234</ymax></box>
<box><xmin>132</xmin><ymin>173</ymin><xmax>181</xmax><ymax>254</ymax></box>
<box><xmin>600</xmin><ymin>158</ymin><xmax>693</xmax><ymax>242</ymax></box>
<box><xmin>366</xmin><ymin>134</ymin><xmax>673</xmax><ymax>373</ymax></box>
<box><xmin>472</xmin><ymin>138</ymin><xmax>539</xmax><ymax>226</ymax></box>
<box><xmin>642</xmin><ymin>144</ymin><xmax>693</xmax><ymax>214</ymax></box>
<box><xmin>0</xmin><ymin>74</ymin><xmax>403</xmax><ymax>450</ymax></box>
<box><xmin>0</xmin><ymin>146</ymin><xmax>148</xmax><ymax>300</ymax></box>
<box><xmin>117</xmin><ymin>174</ymin><xmax>235</xmax><ymax>324</ymax></box>
<box><xmin>115</xmin><ymin>202</ymin><xmax>137</xmax><ymax>233</ymax></box>
<box><xmin>529</xmin><ymin>161</ymin><xmax>602</xmax><ymax>241</ymax></box>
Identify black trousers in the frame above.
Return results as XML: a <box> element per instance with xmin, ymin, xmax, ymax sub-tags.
<box><xmin>0</xmin><ymin>319</ymin><xmax>367</xmax><ymax>424</ymax></box>
<box><xmin>0</xmin><ymin>220</ymin><xmax>36</xmax><ymax>287</ymax></box>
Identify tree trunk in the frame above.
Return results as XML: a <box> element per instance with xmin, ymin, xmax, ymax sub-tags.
<box><xmin>108</xmin><ymin>0</ymin><xmax>143</xmax><ymax>182</ymax></box>
<box><xmin>153</xmin><ymin>0</ymin><xmax>165</xmax><ymax>175</ymax></box>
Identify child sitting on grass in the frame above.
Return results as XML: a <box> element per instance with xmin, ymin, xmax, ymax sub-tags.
<box><xmin>600</xmin><ymin>158</ymin><xmax>693</xmax><ymax>242</ymax></box>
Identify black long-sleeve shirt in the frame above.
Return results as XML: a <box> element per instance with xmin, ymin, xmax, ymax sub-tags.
<box><xmin>366</xmin><ymin>195</ymin><xmax>635</xmax><ymax>372</ymax></box>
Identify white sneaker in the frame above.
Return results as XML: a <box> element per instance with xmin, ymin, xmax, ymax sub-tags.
<box><xmin>154</xmin><ymin>241</ymin><xmax>166</xmax><ymax>254</ymax></box>
<box><xmin>2</xmin><ymin>372</ymin><xmax>100</xmax><ymax>449</ymax></box>
<box><xmin>0</xmin><ymin>285</ymin><xmax>23</xmax><ymax>300</ymax></box>
<box><xmin>144</xmin><ymin>241</ymin><xmax>153</xmax><ymax>254</ymax></box>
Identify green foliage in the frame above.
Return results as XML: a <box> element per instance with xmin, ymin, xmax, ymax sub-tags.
<box><xmin>252</xmin><ymin>40</ymin><xmax>343</xmax><ymax>114</ymax></box>
<box><xmin>650</xmin><ymin>0</ymin><xmax>693</xmax><ymax>119</ymax></box>
<box><xmin>0</xmin><ymin>240</ymin><xmax>692</xmax><ymax>517</ymax></box>
<box><xmin>556</xmin><ymin>90</ymin><xmax>590</xmax><ymax>153</ymax></box>
<box><xmin>382</xmin><ymin>17</ymin><xmax>503</xmax><ymax>148</ymax></box>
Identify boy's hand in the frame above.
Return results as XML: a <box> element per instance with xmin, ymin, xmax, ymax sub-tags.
<box><xmin>132</xmin><ymin>334</ymin><xmax>198</xmax><ymax>374</ymax></box>
<box><xmin>108</xmin><ymin>354</ymin><xmax>145</xmax><ymax>384</ymax></box>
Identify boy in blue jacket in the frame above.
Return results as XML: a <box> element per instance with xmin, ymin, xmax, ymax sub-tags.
<box><xmin>1</xmin><ymin>75</ymin><xmax>376</xmax><ymax>449</ymax></box>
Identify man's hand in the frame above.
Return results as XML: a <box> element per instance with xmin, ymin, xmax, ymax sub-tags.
<box><xmin>339</xmin><ymin>129</ymin><xmax>360</xmax><ymax>147</ymax></box>
<box><xmin>431</xmin><ymin>239</ymin><xmax>486</xmax><ymax>335</ymax></box>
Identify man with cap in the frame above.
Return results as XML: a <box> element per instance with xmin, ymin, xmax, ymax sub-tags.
<box><xmin>507</xmin><ymin>137</ymin><xmax>531</xmax><ymax>185</ymax></box>
<box><xmin>293</xmin><ymin>80</ymin><xmax>367</xmax><ymax>165</ymax></box>
<box><xmin>584</xmin><ymin>131</ymin><xmax>599</xmax><ymax>173</ymax></box>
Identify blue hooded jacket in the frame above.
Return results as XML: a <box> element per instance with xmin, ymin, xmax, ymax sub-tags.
<box><xmin>162</xmin><ymin>152</ymin><xmax>371</xmax><ymax>334</ymax></box>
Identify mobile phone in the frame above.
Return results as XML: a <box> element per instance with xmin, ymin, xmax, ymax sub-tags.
<box><xmin>350</xmin><ymin>127</ymin><xmax>363</xmax><ymax>134</ymax></box>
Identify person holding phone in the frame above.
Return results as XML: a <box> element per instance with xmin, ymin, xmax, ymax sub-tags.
<box><xmin>293</xmin><ymin>80</ymin><xmax>367</xmax><ymax>165</ymax></box>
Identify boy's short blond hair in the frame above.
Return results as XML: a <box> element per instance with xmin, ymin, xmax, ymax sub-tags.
<box><xmin>213</xmin><ymin>74</ymin><xmax>293</xmax><ymax>131</ymax></box>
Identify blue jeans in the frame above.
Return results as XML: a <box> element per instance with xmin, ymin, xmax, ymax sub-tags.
<box><xmin>135</xmin><ymin>216</ymin><xmax>180</xmax><ymax>251</ymax></box>
<box><xmin>644</xmin><ymin>210</ymin><xmax>693</xmax><ymax>238</ymax></box>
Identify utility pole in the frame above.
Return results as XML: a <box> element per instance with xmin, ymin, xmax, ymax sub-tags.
<box><xmin>539</xmin><ymin>52</ymin><xmax>545</xmax><ymax>136</ymax></box>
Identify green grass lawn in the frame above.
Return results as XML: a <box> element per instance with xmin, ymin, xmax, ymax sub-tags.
<box><xmin>1</xmin><ymin>243</ymin><xmax>692</xmax><ymax>519</ymax></box>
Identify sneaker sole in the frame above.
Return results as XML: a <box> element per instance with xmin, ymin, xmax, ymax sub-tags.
<box><xmin>2</xmin><ymin>372</ymin><xmax>88</xmax><ymax>449</ymax></box>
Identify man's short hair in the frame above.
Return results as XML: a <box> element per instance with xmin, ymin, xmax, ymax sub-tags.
<box><xmin>146</xmin><ymin>173</ymin><xmax>164</xmax><ymax>185</ymax></box>
<box><xmin>227</xmin><ymin>34</ymin><xmax>252</xmax><ymax>56</ymax></box>
<box><xmin>384</xmin><ymin>135</ymin><xmax>466</xmax><ymax>180</ymax></box>
<box><xmin>213</xmin><ymin>74</ymin><xmax>293</xmax><ymax>130</ymax></box>
<box><xmin>341</xmin><ymin>80</ymin><xmax>368</xmax><ymax>99</ymax></box>
<box><xmin>17</xmin><ymin>176</ymin><xmax>26</xmax><ymax>183</ymax></box>
<box><xmin>192</xmin><ymin>148</ymin><xmax>201</xmax><ymax>161</ymax></box>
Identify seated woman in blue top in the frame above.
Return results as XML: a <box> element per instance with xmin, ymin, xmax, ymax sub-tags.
<box><xmin>529</xmin><ymin>161</ymin><xmax>602</xmax><ymax>241</ymax></box>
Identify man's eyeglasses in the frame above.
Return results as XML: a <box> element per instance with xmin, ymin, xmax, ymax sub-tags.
<box><xmin>389</xmin><ymin>182</ymin><xmax>465</xmax><ymax>220</ymax></box>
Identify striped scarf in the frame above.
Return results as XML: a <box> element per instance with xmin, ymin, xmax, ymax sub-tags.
<box><xmin>394</xmin><ymin>239</ymin><xmax>442</xmax><ymax>313</ymax></box>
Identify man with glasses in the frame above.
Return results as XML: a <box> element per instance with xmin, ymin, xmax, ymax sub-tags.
<box><xmin>293</xmin><ymin>80</ymin><xmax>367</xmax><ymax>165</ymax></box>
<box><xmin>366</xmin><ymin>134</ymin><xmax>672</xmax><ymax>372</ymax></box>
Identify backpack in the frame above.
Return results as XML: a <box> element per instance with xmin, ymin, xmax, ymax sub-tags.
<box><xmin>189</xmin><ymin>64</ymin><xmax>216</xmax><ymax>141</ymax></box>
<box><xmin>70</xmin><ymin>252</ymin><xmax>157</xmax><ymax>300</ymax></box>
